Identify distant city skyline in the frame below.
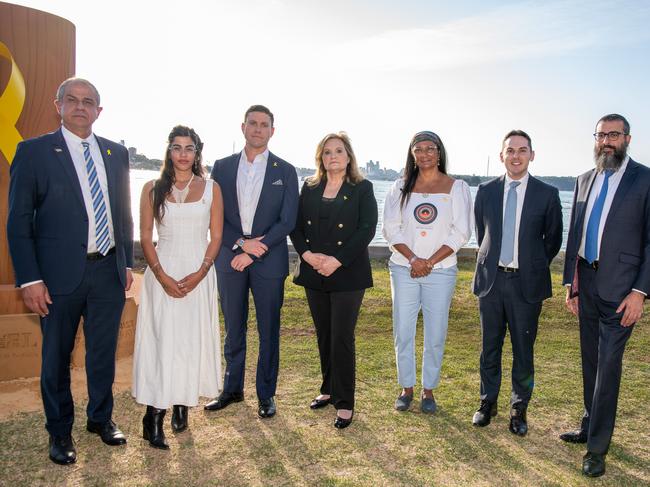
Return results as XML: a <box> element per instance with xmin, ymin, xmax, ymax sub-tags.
<box><xmin>10</xmin><ymin>0</ymin><xmax>650</xmax><ymax>176</ymax></box>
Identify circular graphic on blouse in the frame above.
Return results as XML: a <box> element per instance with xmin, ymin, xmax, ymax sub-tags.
<box><xmin>413</xmin><ymin>203</ymin><xmax>438</xmax><ymax>224</ymax></box>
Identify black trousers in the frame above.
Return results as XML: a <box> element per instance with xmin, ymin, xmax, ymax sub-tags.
<box><xmin>478</xmin><ymin>270</ymin><xmax>542</xmax><ymax>407</ymax></box>
<box><xmin>305</xmin><ymin>288</ymin><xmax>365</xmax><ymax>410</ymax></box>
<box><xmin>577</xmin><ymin>260</ymin><xmax>634</xmax><ymax>455</ymax></box>
<box><xmin>40</xmin><ymin>253</ymin><xmax>125</xmax><ymax>437</ymax></box>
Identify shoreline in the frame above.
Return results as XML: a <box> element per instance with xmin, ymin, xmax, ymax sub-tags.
<box><xmin>131</xmin><ymin>242</ymin><xmax>480</xmax><ymax>268</ymax></box>
<box><xmin>132</xmin><ymin>242</ymin><xmax>566</xmax><ymax>267</ymax></box>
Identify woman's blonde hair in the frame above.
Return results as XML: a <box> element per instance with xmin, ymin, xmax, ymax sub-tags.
<box><xmin>307</xmin><ymin>132</ymin><xmax>364</xmax><ymax>187</ymax></box>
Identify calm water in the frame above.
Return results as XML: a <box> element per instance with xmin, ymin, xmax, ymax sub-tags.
<box><xmin>130</xmin><ymin>169</ymin><xmax>573</xmax><ymax>249</ymax></box>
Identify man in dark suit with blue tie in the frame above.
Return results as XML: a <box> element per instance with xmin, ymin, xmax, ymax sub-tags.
<box><xmin>205</xmin><ymin>105</ymin><xmax>298</xmax><ymax>418</ymax></box>
<box><xmin>561</xmin><ymin>114</ymin><xmax>650</xmax><ymax>477</ymax></box>
<box><xmin>7</xmin><ymin>78</ymin><xmax>133</xmax><ymax>465</ymax></box>
<box><xmin>472</xmin><ymin>130</ymin><xmax>563</xmax><ymax>436</ymax></box>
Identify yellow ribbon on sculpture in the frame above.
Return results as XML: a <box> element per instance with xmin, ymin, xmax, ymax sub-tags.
<box><xmin>0</xmin><ymin>41</ymin><xmax>26</xmax><ymax>165</ymax></box>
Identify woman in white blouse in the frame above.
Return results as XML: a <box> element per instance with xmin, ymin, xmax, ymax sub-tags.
<box><xmin>382</xmin><ymin>131</ymin><xmax>473</xmax><ymax>414</ymax></box>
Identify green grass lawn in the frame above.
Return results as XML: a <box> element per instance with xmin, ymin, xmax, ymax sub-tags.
<box><xmin>1</xmin><ymin>259</ymin><xmax>648</xmax><ymax>486</ymax></box>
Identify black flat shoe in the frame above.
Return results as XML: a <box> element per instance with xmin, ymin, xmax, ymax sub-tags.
<box><xmin>310</xmin><ymin>397</ymin><xmax>331</xmax><ymax>409</ymax></box>
<box><xmin>204</xmin><ymin>391</ymin><xmax>244</xmax><ymax>411</ymax></box>
<box><xmin>560</xmin><ymin>429</ymin><xmax>588</xmax><ymax>443</ymax></box>
<box><xmin>48</xmin><ymin>435</ymin><xmax>76</xmax><ymax>465</ymax></box>
<box><xmin>142</xmin><ymin>406</ymin><xmax>169</xmax><ymax>450</ymax></box>
<box><xmin>258</xmin><ymin>397</ymin><xmax>276</xmax><ymax>418</ymax></box>
<box><xmin>87</xmin><ymin>419</ymin><xmax>127</xmax><ymax>445</ymax></box>
<box><xmin>171</xmin><ymin>405</ymin><xmax>188</xmax><ymax>433</ymax></box>
<box><xmin>583</xmin><ymin>451</ymin><xmax>606</xmax><ymax>477</ymax></box>
<box><xmin>334</xmin><ymin>411</ymin><xmax>354</xmax><ymax>429</ymax></box>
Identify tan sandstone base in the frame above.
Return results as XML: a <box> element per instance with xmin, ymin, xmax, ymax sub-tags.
<box><xmin>0</xmin><ymin>275</ymin><xmax>142</xmax><ymax>420</ymax></box>
<box><xmin>0</xmin><ymin>356</ymin><xmax>134</xmax><ymax>421</ymax></box>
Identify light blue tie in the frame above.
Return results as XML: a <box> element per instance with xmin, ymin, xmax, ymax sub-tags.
<box><xmin>82</xmin><ymin>141</ymin><xmax>111</xmax><ymax>255</ymax></box>
<box><xmin>584</xmin><ymin>169</ymin><xmax>614</xmax><ymax>263</ymax></box>
<box><xmin>500</xmin><ymin>181</ymin><xmax>521</xmax><ymax>266</ymax></box>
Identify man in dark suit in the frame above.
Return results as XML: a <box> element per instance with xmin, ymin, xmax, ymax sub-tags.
<box><xmin>205</xmin><ymin>105</ymin><xmax>298</xmax><ymax>418</ymax></box>
<box><xmin>561</xmin><ymin>114</ymin><xmax>649</xmax><ymax>478</ymax></box>
<box><xmin>472</xmin><ymin>130</ymin><xmax>563</xmax><ymax>436</ymax></box>
<box><xmin>7</xmin><ymin>78</ymin><xmax>133</xmax><ymax>465</ymax></box>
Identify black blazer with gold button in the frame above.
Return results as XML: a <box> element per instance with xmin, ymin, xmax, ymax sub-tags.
<box><xmin>290</xmin><ymin>178</ymin><xmax>378</xmax><ymax>292</ymax></box>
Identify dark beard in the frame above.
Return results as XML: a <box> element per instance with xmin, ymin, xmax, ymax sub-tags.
<box><xmin>594</xmin><ymin>141</ymin><xmax>627</xmax><ymax>172</ymax></box>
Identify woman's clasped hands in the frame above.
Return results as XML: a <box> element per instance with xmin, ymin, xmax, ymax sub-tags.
<box><xmin>155</xmin><ymin>266</ymin><xmax>208</xmax><ymax>298</ymax></box>
<box><xmin>303</xmin><ymin>251</ymin><xmax>342</xmax><ymax>277</ymax></box>
<box><xmin>410</xmin><ymin>257</ymin><xmax>433</xmax><ymax>279</ymax></box>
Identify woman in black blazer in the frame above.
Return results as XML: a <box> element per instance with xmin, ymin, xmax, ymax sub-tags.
<box><xmin>290</xmin><ymin>132</ymin><xmax>377</xmax><ymax>429</ymax></box>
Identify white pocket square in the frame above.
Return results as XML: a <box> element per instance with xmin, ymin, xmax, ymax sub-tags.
<box><xmin>272</xmin><ymin>179</ymin><xmax>283</xmax><ymax>186</ymax></box>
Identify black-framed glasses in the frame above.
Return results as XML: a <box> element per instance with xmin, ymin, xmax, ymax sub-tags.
<box><xmin>412</xmin><ymin>146</ymin><xmax>438</xmax><ymax>156</ymax></box>
<box><xmin>593</xmin><ymin>131</ymin><xmax>627</xmax><ymax>141</ymax></box>
<box><xmin>170</xmin><ymin>144</ymin><xmax>197</xmax><ymax>154</ymax></box>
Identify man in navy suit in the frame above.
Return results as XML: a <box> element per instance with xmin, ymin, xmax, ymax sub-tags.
<box><xmin>561</xmin><ymin>114</ymin><xmax>650</xmax><ymax>477</ymax></box>
<box><xmin>205</xmin><ymin>105</ymin><xmax>298</xmax><ymax>418</ymax></box>
<box><xmin>472</xmin><ymin>130</ymin><xmax>563</xmax><ymax>436</ymax></box>
<box><xmin>7</xmin><ymin>78</ymin><xmax>133</xmax><ymax>465</ymax></box>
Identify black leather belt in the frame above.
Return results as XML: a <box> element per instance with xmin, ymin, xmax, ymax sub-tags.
<box><xmin>579</xmin><ymin>257</ymin><xmax>598</xmax><ymax>270</ymax></box>
<box><xmin>498</xmin><ymin>265</ymin><xmax>519</xmax><ymax>273</ymax></box>
<box><xmin>87</xmin><ymin>247</ymin><xmax>115</xmax><ymax>261</ymax></box>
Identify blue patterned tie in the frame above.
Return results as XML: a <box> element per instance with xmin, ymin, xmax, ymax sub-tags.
<box><xmin>584</xmin><ymin>169</ymin><xmax>613</xmax><ymax>263</ymax></box>
<box><xmin>82</xmin><ymin>141</ymin><xmax>111</xmax><ymax>255</ymax></box>
<box><xmin>500</xmin><ymin>181</ymin><xmax>521</xmax><ymax>266</ymax></box>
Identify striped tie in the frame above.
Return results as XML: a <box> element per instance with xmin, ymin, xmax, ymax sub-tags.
<box><xmin>82</xmin><ymin>141</ymin><xmax>111</xmax><ymax>255</ymax></box>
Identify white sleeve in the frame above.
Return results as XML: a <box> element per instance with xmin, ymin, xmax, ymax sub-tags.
<box><xmin>382</xmin><ymin>180</ymin><xmax>409</xmax><ymax>247</ymax></box>
<box><xmin>442</xmin><ymin>180</ymin><xmax>473</xmax><ymax>252</ymax></box>
<box><xmin>20</xmin><ymin>280</ymin><xmax>44</xmax><ymax>288</ymax></box>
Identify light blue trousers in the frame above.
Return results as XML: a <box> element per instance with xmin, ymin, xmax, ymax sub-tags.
<box><xmin>389</xmin><ymin>262</ymin><xmax>457</xmax><ymax>389</ymax></box>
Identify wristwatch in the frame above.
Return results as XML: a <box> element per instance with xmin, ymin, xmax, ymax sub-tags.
<box><xmin>232</xmin><ymin>237</ymin><xmax>246</xmax><ymax>251</ymax></box>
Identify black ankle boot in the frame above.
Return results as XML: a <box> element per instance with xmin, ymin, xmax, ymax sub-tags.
<box><xmin>171</xmin><ymin>405</ymin><xmax>188</xmax><ymax>433</ymax></box>
<box><xmin>142</xmin><ymin>406</ymin><xmax>169</xmax><ymax>449</ymax></box>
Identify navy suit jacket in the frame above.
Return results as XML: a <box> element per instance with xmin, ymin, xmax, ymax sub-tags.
<box><xmin>563</xmin><ymin>159</ymin><xmax>650</xmax><ymax>303</ymax></box>
<box><xmin>473</xmin><ymin>175</ymin><xmax>563</xmax><ymax>303</ymax></box>
<box><xmin>210</xmin><ymin>152</ymin><xmax>298</xmax><ymax>278</ymax></box>
<box><xmin>7</xmin><ymin>128</ymin><xmax>134</xmax><ymax>294</ymax></box>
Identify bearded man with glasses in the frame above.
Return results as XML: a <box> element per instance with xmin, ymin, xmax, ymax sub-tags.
<box><xmin>562</xmin><ymin>113</ymin><xmax>650</xmax><ymax>478</ymax></box>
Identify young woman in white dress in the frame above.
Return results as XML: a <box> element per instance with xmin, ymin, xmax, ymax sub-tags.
<box><xmin>132</xmin><ymin>125</ymin><xmax>224</xmax><ymax>449</ymax></box>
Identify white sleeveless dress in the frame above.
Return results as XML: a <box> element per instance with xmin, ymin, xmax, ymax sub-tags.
<box><xmin>132</xmin><ymin>179</ymin><xmax>222</xmax><ymax>408</ymax></box>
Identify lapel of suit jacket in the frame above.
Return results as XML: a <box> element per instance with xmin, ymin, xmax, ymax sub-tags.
<box><xmin>573</xmin><ymin>169</ymin><xmax>598</xmax><ymax>244</ymax></box>
<box><xmin>228</xmin><ymin>153</ymin><xmax>242</xmax><ymax>222</ymax></box>
<box><xmin>493</xmin><ymin>175</ymin><xmax>506</xmax><ymax>241</ymax></box>
<box><xmin>325</xmin><ymin>180</ymin><xmax>353</xmax><ymax>234</ymax></box>
<box><xmin>94</xmin><ymin>136</ymin><xmax>119</xmax><ymax>228</ymax></box>
<box><xmin>518</xmin><ymin>175</ymin><xmax>536</xmax><ymax>243</ymax></box>
<box><xmin>308</xmin><ymin>180</ymin><xmax>326</xmax><ymax>238</ymax></box>
<box><xmin>603</xmin><ymin>159</ymin><xmax>638</xmax><ymax>233</ymax></box>
<box><xmin>251</xmin><ymin>151</ymin><xmax>281</xmax><ymax>235</ymax></box>
<box><xmin>51</xmin><ymin>128</ymin><xmax>85</xmax><ymax>209</ymax></box>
